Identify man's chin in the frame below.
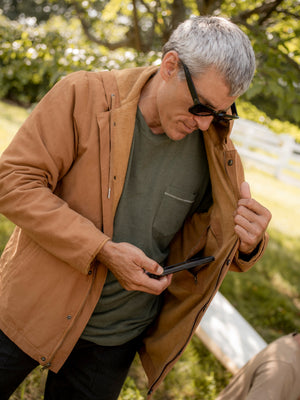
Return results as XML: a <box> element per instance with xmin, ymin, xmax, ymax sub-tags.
<box><xmin>166</xmin><ymin>130</ymin><xmax>191</xmax><ymax>141</ymax></box>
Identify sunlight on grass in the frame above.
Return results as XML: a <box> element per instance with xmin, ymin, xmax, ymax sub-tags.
<box><xmin>221</xmin><ymin>227</ymin><xmax>300</xmax><ymax>343</ymax></box>
<box><xmin>0</xmin><ymin>100</ymin><xmax>30</xmax><ymax>153</ymax></box>
<box><xmin>244</xmin><ymin>165</ymin><xmax>300</xmax><ymax>238</ymax></box>
<box><xmin>9</xmin><ymin>367</ymin><xmax>46</xmax><ymax>400</ymax></box>
<box><xmin>270</xmin><ymin>271</ymin><xmax>298</xmax><ymax>299</ymax></box>
<box><xmin>0</xmin><ymin>214</ymin><xmax>14</xmax><ymax>253</ymax></box>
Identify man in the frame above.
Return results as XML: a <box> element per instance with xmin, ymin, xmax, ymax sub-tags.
<box><xmin>0</xmin><ymin>16</ymin><xmax>271</xmax><ymax>399</ymax></box>
<box><xmin>216</xmin><ymin>332</ymin><xmax>300</xmax><ymax>400</ymax></box>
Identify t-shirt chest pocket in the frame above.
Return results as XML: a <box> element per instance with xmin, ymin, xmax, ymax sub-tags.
<box><xmin>153</xmin><ymin>185</ymin><xmax>196</xmax><ymax>241</ymax></box>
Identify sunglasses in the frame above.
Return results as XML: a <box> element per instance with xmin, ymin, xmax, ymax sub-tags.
<box><xmin>180</xmin><ymin>60</ymin><xmax>239</xmax><ymax>122</ymax></box>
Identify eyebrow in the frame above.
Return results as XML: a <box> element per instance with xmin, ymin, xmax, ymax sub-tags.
<box><xmin>197</xmin><ymin>90</ymin><xmax>231</xmax><ymax>113</ymax></box>
<box><xmin>197</xmin><ymin>92</ymin><xmax>217</xmax><ymax>110</ymax></box>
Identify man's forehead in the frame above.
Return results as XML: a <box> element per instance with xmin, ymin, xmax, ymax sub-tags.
<box><xmin>192</xmin><ymin>70</ymin><xmax>234</xmax><ymax>111</ymax></box>
<box><xmin>195</xmin><ymin>87</ymin><xmax>233</xmax><ymax>113</ymax></box>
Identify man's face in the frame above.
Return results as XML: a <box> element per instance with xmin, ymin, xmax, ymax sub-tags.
<box><xmin>155</xmin><ymin>65</ymin><xmax>237</xmax><ymax>141</ymax></box>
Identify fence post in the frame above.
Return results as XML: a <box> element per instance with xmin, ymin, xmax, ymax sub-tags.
<box><xmin>275</xmin><ymin>134</ymin><xmax>294</xmax><ymax>180</ymax></box>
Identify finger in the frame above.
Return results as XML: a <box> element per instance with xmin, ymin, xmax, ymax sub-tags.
<box><xmin>130</xmin><ymin>270</ymin><xmax>171</xmax><ymax>295</ymax></box>
<box><xmin>139</xmin><ymin>259</ymin><xmax>164</xmax><ymax>275</ymax></box>
<box><xmin>234</xmin><ymin>225</ymin><xmax>259</xmax><ymax>253</ymax></box>
<box><xmin>235</xmin><ymin>205</ymin><xmax>257</xmax><ymax>223</ymax></box>
<box><xmin>240</xmin><ymin>181</ymin><xmax>251</xmax><ymax>200</ymax></box>
<box><xmin>146</xmin><ymin>274</ymin><xmax>172</xmax><ymax>293</ymax></box>
<box><xmin>234</xmin><ymin>213</ymin><xmax>253</xmax><ymax>232</ymax></box>
<box><xmin>235</xmin><ymin>207</ymin><xmax>267</xmax><ymax>235</ymax></box>
<box><xmin>237</xmin><ymin>198</ymin><xmax>267</xmax><ymax>217</ymax></box>
<box><xmin>237</xmin><ymin>200</ymin><xmax>272</xmax><ymax>227</ymax></box>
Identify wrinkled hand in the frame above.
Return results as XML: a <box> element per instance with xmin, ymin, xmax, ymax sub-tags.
<box><xmin>96</xmin><ymin>241</ymin><xmax>172</xmax><ymax>294</ymax></box>
<box><xmin>234</xmin><ymin>181</ymin><xmax>272</xmax><ymax>254</ymax></box>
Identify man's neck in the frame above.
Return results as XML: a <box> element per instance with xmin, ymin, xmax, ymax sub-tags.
<box><xmin>138</xmin><ymin>72</ymin><xmax>164</xmax><ymax>134</ymax></box>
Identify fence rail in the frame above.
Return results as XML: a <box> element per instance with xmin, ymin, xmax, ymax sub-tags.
<box><xmin>231</xmin><ymin>119</ymin><xmax>300</xmax><ymax>187</ymax></box>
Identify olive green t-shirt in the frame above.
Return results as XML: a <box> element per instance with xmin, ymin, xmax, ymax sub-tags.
<box><xmin>81</xmin><ymin>108</ymin><xmax>211</xmax><ymax>346</ymax></box>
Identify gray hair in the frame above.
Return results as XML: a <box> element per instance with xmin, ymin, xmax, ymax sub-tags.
<box><xmin>162</xmin><ymin>16</ymin><xmax>256</xmax><ymax>96</ymax></box>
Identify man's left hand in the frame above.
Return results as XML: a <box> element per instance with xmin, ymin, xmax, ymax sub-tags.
<box><xmin>234</xmin><ymin>181</ymin><xmax>272</xmax><ymax>255</ymax></box>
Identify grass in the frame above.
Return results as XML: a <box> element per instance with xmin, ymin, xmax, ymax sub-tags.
<box><xmin>1</xmin><ymin>100</ymin><xmax>300</xmax><ymax>399</ymax></box>
<box><xmin>0</xmin><ymin>101</ymin><xmax>30</xmax><ymax>153</ymax></box>
<box><xmin>0</xmin><ymin>214</ymin><xmax>14</xmax><ymax>253</ymax></box>
<box><xmin>244</xmin><ymin>164</ymin><xmax>300</xmax><ymax>238</ymax></box>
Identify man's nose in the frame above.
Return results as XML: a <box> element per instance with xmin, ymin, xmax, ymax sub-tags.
<box><xmin>193</xmin><ymin>115</ymin><xmax>214</xmax><ymax>131</ymax></box>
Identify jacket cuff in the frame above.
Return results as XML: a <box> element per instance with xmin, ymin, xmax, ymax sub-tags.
<box><xmin>232</xmin><ymin>232</ymin><xmax>269</xmax><ymax>272</ymax></box>
<box><xmin>84</xmin><ymin>235</ymin><xmax>111</xmax><ymax>275</ymax></box>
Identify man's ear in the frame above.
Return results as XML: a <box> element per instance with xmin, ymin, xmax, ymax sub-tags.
<box><xmin>160</xmin><ymin>51</ymin><xmax>180</xmax><ymax>81</ymax></box>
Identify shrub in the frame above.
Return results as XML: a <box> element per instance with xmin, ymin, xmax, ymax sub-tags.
<box><xmin>0</xmin><ymin>14</ymin><xmax>160</xmax><ymax>105</ymax></box>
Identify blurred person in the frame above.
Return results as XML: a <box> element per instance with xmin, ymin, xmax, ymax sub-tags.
<box><xmin>216</xmin><ymin>332</ymin><xmax>300</xmax><ymax>400</ymax></box>
<box><xmin>0</xmin><ymin>16</ymin><xmax>271</xmax><ymax>400</ymax></box>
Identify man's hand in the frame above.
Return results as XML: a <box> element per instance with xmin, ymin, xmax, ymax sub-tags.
<box><xmin>234</xmin><ymin>181</ymin><xmax>272</xmax><ymax>255</ymax></box>
<box><xmin>96</xmin><ymin>241</ymin><xmax>172</xmax><ymax>294</ymax></box>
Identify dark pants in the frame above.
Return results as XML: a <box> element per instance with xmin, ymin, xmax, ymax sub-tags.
<box><xmin>0</xmin><ymin>329</ymin><xmax>141</xmax><ymax>400</ymax></box>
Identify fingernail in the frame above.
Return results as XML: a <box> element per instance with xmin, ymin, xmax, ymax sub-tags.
<box><xmin>157</xmin><ymin>266</ymin><xmax>164</xmax><ymax>275</ymax></box>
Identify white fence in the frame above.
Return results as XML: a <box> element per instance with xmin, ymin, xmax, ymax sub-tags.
<box><xmin>196</xmin><ymin>292</ymin><xmax>267</xmax><ymax>373</ymax></box>
<box><xmin>231</xmin><ymin>119</ymin><xmax>300</xmax><ymax>187</ymax></box>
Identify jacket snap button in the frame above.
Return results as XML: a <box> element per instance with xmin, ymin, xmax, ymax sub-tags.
<box><xmin>41</xmin><ymin>356</ymin><xmax>46</xmax><ymax>361</ymax></box>
<box><xmin>67</xmin><ymin>315</ymin><xmax>72</xmax><ymax>320</ymax></box>
<box><xmin>88</xmin><ymin>270</ymin><xmax>92</xmax><ymax>275</ymax></box>
<box><xmin>227</xmin><ymin>159</ymin><xmax>233</xmax><ymax>166</ymax></box>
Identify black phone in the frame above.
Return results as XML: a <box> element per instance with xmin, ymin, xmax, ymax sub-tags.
<box><xmin>146</xmin><ymin>255</ymin><xmax>215</xmax><ymax>279</ymax></box>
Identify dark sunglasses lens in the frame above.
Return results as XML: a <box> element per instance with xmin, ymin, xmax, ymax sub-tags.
<box><xmin>215</xmin><ymin>114</ymin><xmax>239</xmax><ymax>121</ymax></box>
<box><xmin>188</xmin><ymin>104</ymin><xmax>214</xmax><ymax>116</ymax></box>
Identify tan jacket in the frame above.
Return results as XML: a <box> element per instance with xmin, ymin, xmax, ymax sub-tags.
<box><xmin>0</xmin><ymin>66</ymin><xmax>267</xmax><ymax>397</ymax></box>
<box><xmin>216</xmin><ymin>334</ymin><xmax>300</xmax><ymax>400</ymax></box>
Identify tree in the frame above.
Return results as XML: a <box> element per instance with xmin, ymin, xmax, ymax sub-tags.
<box><xmin>0</xmin><ymin>0</ymin><xmax>68</xmax><ymax>21</ymax></box>
<box><xmin>0</xmin><ymin>0</ymin><xmax>299</xmax><ymax>125</ymax></box>
<box><xmin>66</xmin><ymin>0</ymin><xmax>300</xmax><ymax>124</ymax></box>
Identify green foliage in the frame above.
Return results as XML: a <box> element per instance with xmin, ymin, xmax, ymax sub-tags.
<box><xmin>0</xmin><ymin>214</ymin><xmax>14</xmax><ymax>254</ymax></box>
<box><xmin>220</xmin><ymin>229</ymin><xmax>300</xmax><ymax>343</ymax></box>
<box><xmin>0</xmin><ymin>100</ymin><xmax>30</xmax><ymax>152</ymax></box>
<box><xmin>226</xmin><ymin>0</ymin><xmax>300</xmax><ymax>127</ymax></box>
<box><xmin>152</xmin><ymin>339</ymin><xmax>231</xmax><ymax>400</ymax></box>
<box><xmin>0</xmin><ymin>0</ymin><xmax>299</xmax><ymax>127</ymax></box>
<box><xmin>9</xmin><ymin>367</ymin><xmax>46</xmax><ymax>400</ymax></box>
<box><xmin>120</xmin><ymin>376</ymin><xmax>144</xmax><ymax>400</ymax></box>
<box><xmin>0</xmin><ymin>0</ymin><xmax>299</xmax><ymax>128</ymax></box>
<box><xmin>125</xmin><ymin>341</ymin><xmax>231</xmax><ymax>400</ymax></box>
<box><xmin>0</xmin><ymin>0</ymin><xmax>68</xmax><ymax>22</ymax></box>
<box><xmin>0</xmin><ymin>14</ymin><xmax>160</xmax><ymax>105</ymax></box>
<box><xmin>0</xmin><ymin>14</ymin><xmax>85</xmax><ymax>104</ymax></box>
<box><xmin>0</xmin><ymin>15</ymin><xmax>98</xmax><ymax>104</ymax></box>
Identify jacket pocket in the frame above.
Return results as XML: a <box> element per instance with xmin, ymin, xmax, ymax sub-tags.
<box><xmin>153</xmin><ymin>186</ymin><xmax>196</xmax><ymax>243</ymax></box>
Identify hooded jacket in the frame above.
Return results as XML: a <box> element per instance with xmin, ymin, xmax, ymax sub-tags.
<box><xmin>0</xmin><ymin>66</ymin><xmax>267</xmax><ymax>397</ymax></box>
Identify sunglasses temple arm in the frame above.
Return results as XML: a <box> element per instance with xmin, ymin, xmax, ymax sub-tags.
<box><xmin>182</xmin><ymin>63</ymin><xmax>199</xmax><ymax>104</ymax></box>
<box><xmin>231</xmin><ymin>102</ymin><xmax>238</xmax><ymax>117</ymax></box>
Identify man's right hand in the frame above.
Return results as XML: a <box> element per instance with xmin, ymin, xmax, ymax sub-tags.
<box><xmin>96</xmin><ymin>241</ymin><xmax>172</xmax><ymax>295</ymax></box>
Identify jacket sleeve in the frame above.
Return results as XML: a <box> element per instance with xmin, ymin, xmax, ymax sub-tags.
<box><xmin>230</xmin><ymin>232</ymin><xmax>269</xmax><ymax>272</ymax></box>
<box><xmin>0</xmin><ymin>72</ymin><xmax>110</xmax><ymax>274</ymax></box>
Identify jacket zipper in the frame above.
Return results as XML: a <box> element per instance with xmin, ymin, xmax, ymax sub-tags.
<box><xmin>107</xmin><ymin>93</ymin><xmax>115</xmax><ymax>199</ymax></box>
<box><xmin>147</xmin><ymin>239</ymin><xmax>238</xmax><ymax>396</ymax></box>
